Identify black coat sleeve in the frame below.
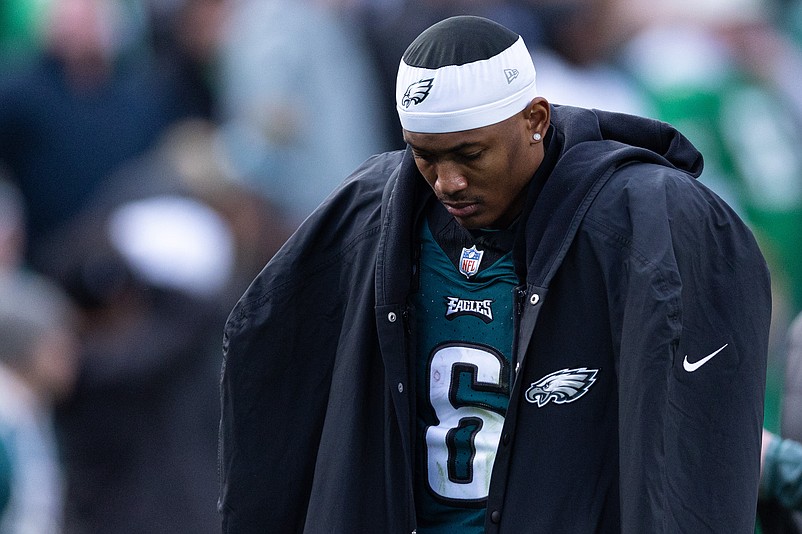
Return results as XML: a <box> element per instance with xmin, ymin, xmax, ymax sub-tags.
<box><xmin>609</xmin><ymin>166</ymin><xmax>771</xmax><ymax>533</ymax></box>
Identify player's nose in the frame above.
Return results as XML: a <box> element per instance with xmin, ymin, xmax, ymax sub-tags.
<box><xmin>434</xmin><ymin>162</ymin><xmax>468</xmax><ymax>196</ymax></box>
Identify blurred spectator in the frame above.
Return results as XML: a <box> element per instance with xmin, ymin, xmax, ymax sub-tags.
<box><xmin>143</xmin><ymin>0</ymin><xmax>230</xmax><ymax>122</ymax></box>
<box><xmin>215</xmin><ymin>0</ymin><xmax>392</xmax><ymax>225</ymax></box>
<box><xmin>145</xmin><ymin>118</ymin><xmax>295</xmax><ymax>301</ymax></box>
<box><xmin>0</xmin><ymin>271</ymin><xmax>80</xmax><ymax>534</ymax></box>
<box><xmin>38</xmin><ymin>117</ymin><xmax>291</xmax><ymax>533</ymax></box>
<box><xmin>0</xmin><ymin>0</ymin><xmax>195</xmax><ymax>273</ymax></box>
<box><xmin>49</xmin><ymin>118</ymin><xmax>296</xmax><ymax>303</ymax></box>
<box><xmin>721</xmin><ymin>1</ymin><xmax>802</xmax><ymax>160</ymax></box>
<box><xmin>760</xmin><ymin>428</ymin><xmax>802</xmax><ymax>532</ymax></box>
<box><xmin>527</xmin><ymin>0</ymin><xmax>653</xmax><ymax>115</ymax></box>
<box><xmin>759</xmin><ymin>309</ymin><xmax>802</xmax><ymax>533</ymax></box>
<box><xmin>49</xmin><ymin>195</ymin><xmax>231</xmax><ymax>534</ymax></box>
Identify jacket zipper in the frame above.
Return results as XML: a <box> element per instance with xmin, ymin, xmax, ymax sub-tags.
<box><xmin>511</xmin><ymin>285</ymin><xmax>527</xmax><ymax>383</ymax></box>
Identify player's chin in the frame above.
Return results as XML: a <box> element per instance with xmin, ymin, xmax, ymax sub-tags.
<box><xmin>458</xmin><ymin>211</ymin><xmax>508</xmax><ymax>230</ymax></box>
<box><xmin>453</xmin><ymin>214</ymin><xmax>484</xmax><ymax>229</ymax></box>
<box><xmin>448</xmin><ymin>205</ymin><xmax>494</xmax><ymax>229</ymax></box>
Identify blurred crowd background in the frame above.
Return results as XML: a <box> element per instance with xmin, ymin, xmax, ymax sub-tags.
<box><xmin>1</xmin><ymin>0</ymin><xmax>802</xmax><ymax>532</ymax></box>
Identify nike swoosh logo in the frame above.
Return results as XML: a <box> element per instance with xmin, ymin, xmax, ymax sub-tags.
<box><xmin>683</xmin><ymin>343</ymin><xmax>729</xmax><ymax>372</ymax></box>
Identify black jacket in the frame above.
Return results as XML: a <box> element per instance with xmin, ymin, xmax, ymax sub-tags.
<box><xmin>219</xmin><ymin>105</ymin><xmax>771</xmax><ymax>533</ymax></box>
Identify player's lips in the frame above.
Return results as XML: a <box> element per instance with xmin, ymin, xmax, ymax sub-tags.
<box><xmin>441</xmin><ymin>201</ymin><xmax>480</xmax><ymax>218</ymax></box>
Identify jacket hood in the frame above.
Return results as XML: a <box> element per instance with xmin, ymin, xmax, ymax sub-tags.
<box><xmin>552</xmin><ymin>104</ymin><xmax>704</xmax><ymax>178</ymax></box>
<box><xmin>516</xmin><ymin>105</ymin><xmax>703</xmax><ymax>287</ymax></box>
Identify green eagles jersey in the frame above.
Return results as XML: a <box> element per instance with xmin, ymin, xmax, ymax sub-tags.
<box><xmin>412</xmin><ymin>207</ymin><xmax>518</xmax><ymax>533</ymax></box>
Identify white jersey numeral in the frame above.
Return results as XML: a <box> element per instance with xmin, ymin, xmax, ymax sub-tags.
<box><xmin>425</xmin><ymin>344</ymin><xmax>507</xmax><ymax>502</ymax></box>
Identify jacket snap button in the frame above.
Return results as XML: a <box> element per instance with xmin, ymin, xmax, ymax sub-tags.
<box><xmin>529</xmin><ymin>294</ymin><xmax>540</xmax><ymax>305</ymax></box>
<box><xmin>397</xmin><ymin>382</ymin><xmax>404</xmax><ymax>393</ymax></box>
<box><xmin>388</xmin><ymin>312</ymin><xmax>397</xmax><ymax>322</ymax></box>
<box><xmin>490</xmin><ymin>510</ymin><xmax>501</xmax><ymax>523</ymax></box>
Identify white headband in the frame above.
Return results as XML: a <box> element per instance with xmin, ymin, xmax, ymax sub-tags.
<box><xmin>396</xmin><ymin>36</ymin><xmax>537</xmax><ymax>134</ymax></box>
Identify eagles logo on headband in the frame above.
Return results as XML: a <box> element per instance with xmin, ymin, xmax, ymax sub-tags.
<box><xmin>401</xmin><ymin>78</ymin><xmax>434</xmax><ymax>108</ymax></box>
<box><xmin>396</xmin><ymin>16</ymin><xmax>538</xmax><ymax>134</ymax></box>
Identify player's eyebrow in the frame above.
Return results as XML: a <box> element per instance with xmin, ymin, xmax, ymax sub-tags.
<box><xmin>404</xmin><ymin>139</ymin><xmax>483</xmax><ymax>156</ymax></box>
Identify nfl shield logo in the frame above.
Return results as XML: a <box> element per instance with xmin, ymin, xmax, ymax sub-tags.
<box><xmin>459</xmin><ymin>245</ymin><xmax>484</xmax><ymax>278</ymax></box>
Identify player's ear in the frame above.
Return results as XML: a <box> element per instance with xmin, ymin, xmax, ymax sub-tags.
<box><xmin>524</xmin><ymin>97</ymin><xmax>550</xmax><ymax>138</ymax></box>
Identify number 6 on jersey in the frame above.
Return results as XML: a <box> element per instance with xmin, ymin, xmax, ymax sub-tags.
<box><xmin>425</xmin><ymin>344</ymin><xmax>510</xmax><ymax>502</ymax></box>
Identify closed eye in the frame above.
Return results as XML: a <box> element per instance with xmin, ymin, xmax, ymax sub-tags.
<box><xmin>409</xmin><ymin>148</ymin><xmax>483</xmax><ymax>165</ymax></box>
<box><xmin>461</xmin><ymin>151</ymin><xmax>483</xmax><ymax>161</ymax></box>
<box><xmin>412</xmin><ymin>151</ymin><xmax>435</xmax><ymax>164</ymax></box>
